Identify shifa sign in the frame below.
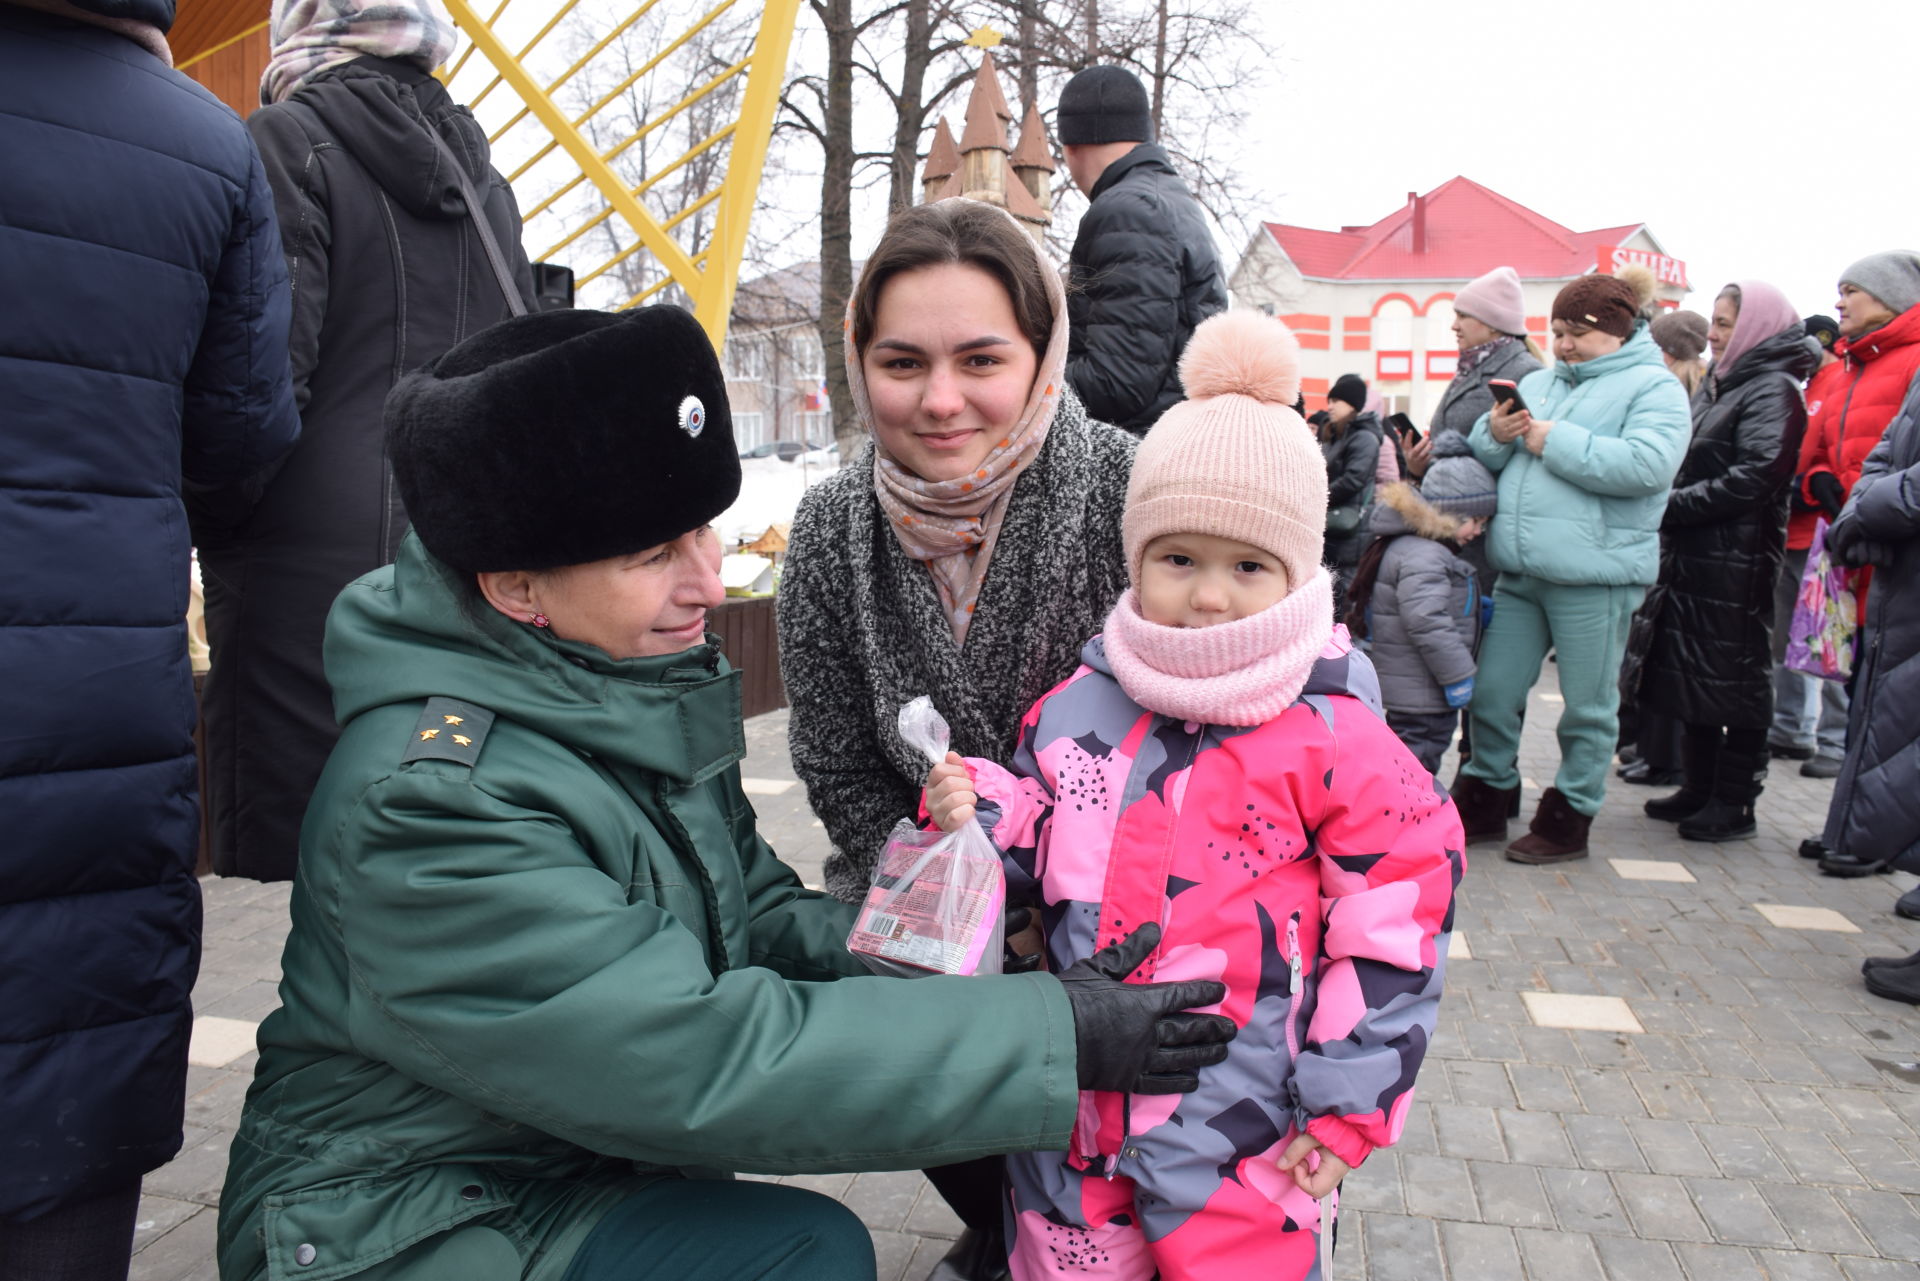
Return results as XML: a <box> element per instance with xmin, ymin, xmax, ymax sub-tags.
<box><xmin>1597</xmin><ymin>245</ymin><xmax>1689</xmax><ymax>288</ymax></box>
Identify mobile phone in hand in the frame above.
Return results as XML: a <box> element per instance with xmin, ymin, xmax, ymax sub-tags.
<box><xmin>1386</xmin><ymin>411</ymin><xmax>1419</xmax><ymax>444</ymax></box>
<box><xmin>1488</xmin><ymin>379</ymin><xmax>1529</xmax><ymax>416</ymax></box>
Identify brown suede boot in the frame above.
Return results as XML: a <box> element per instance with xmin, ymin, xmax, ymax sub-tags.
<box><xmin>1450</xmin><ymin>775</ymin><xmax>1520</xmax><ymax>845</ymax></box>
<box><xmin>1504</xmin><ymin>787</ymin><xmax>1592</xmax><ymax>864</ymax></box>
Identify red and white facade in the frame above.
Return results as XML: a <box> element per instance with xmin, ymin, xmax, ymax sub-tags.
<box><xmin>1229</xmin><ymin>177</ymin><xmax>1689</xmax><ymax>419</ymax></box>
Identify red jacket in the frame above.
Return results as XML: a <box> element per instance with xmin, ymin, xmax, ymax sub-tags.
<box><xmin>1794</xmin><ymin>303</ymin><xmax>1920</xmax><ymax>549</ymax></box>
<box><xmin>1788</xmin><ymin>360</ymin><xmax>1851</xmax><ymax>549</ymax></box>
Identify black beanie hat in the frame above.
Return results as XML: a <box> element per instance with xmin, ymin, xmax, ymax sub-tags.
<box><xmin>1803</xmin><ymin>314</ymin><xmax>1840</xmax><ymax>350</ymax></box>
<box><xmin>386</xmin><ymin>305</ymin><xmax>740</xmax><ymax>573</ymax></box>
<box><xmin>1058</xmin><ymin>65</ymin><xmax>1153</xmax><ymax>146</ymax></box>
<box><xmin>1328</xmin><ymin>373</ymin><xmax>1368</xmax><ymax>412</ymax></box>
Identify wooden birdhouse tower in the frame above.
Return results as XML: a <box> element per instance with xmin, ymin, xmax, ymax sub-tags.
<box><xmin>921</xmin><ymin>43</ymin><xmax>1052</xmax><ymax>240</ymax></box>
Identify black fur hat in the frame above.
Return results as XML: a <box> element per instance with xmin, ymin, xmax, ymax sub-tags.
<box><xmin>387</xmin><ymin>306</ymin><xmax>740</xmax><ymax>573</ymax></box>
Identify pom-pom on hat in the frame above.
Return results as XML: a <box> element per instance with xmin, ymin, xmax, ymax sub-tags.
<box><xmin>386</xmin><ymin>305</ymin><xmax>740</xmax><ymax>573</ymax></box>
<box><xmin>1552</xmin><ymin>264</ymin><xmax>1657</xmax><ymax>340</ymax></box>
<box><xmin>1123</xmin><ymin>310</ymin><xmax>1327</xmax><ymax>590</ymax></box>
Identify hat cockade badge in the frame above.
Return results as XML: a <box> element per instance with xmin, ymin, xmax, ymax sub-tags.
<box><xmin>678</xmin><ymin>395</ymin><xmax>706</xmax><ymax>438</ymax></box>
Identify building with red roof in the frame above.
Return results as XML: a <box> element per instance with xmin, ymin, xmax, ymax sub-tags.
<box><xmin>1230</xmin><ymin>177</ymin><xmax>1689</xmax><ymax>418</ymax></box>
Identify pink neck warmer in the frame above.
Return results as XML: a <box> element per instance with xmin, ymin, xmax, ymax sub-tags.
<box><xmin>1100</xmin><ymin>569</ymin><xmax>1335</xmax><ymax>726</ymax></box>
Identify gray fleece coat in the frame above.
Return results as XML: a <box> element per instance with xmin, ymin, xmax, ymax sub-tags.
<box><xmin>1426</xmin><ymin>339</ymin><xmax>1541</xmax><ymax>584</ymax></box>
<box><xmin>779</xmin><ymin>391</ymin><xmax>1137</xmax><ymax>900</ymax></box>
<box><xmin>1427</xmin><ymin>338</ymin><xmax>1545</xmax><ymax>442</ymax></box>
<box><xmin>1364</xmin><ymin>483</ymin><xmax>1485</xmax><ymax>715</ymax></box>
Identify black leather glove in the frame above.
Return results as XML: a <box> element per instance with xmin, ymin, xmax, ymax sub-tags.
<box><xmin>1809</xmin><ymin>471</ymin><xmax>1847</xmax><ymax>519</ymax></box>
<box><xmin>1056</xmin><ymin>922</ymin><xmax>1236</xmax><ymax>1094</ymax></box>
<box><xmin>1003</xmin><ymin>905</ymin><xmax>1042</xmax><ymax>973</ymax></box>
<box><xmin>1827</xmin><ymin>513</ymin><xmax>1862</xmax><ymax>564</ymax></box>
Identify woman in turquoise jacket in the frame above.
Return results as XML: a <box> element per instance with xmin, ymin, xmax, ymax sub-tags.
<box><xmin>1451</xmin><ymin>268</ymin><xmax>1691</xmax><ymax>864</ymax></box>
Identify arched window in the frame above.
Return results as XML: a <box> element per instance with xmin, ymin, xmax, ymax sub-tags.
<box><xmin>1374</xmin><ymin>297</ymin><xmax>1414</xmax><ymax>350</ymax></box>
<box><xmin>1425</xmin><ymin>297</ymin><xmax>1456</xmax><ymax>351</ymax></box>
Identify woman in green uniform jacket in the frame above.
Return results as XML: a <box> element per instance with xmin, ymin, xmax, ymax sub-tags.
<box><xmin>215</xmin><ymin>307</ymin><xmax>1234</xmax><ymax>1281</ymax></box>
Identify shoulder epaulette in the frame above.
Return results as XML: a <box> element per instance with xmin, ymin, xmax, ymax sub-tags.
<box><xmin>401</xmin><ymin>697</ymin><xmax>496</xmax><ymax>768</ymax></box>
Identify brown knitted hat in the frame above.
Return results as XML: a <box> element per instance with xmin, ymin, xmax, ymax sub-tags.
<box><xmin>1650</xmin><ymin>309</ymin><xmax>1709</xmax><ymax>361</ymax></box>
<box><xmin>1552</xmin><ymin>275</ymin><xmax>1643</xmax><ymax>339</ymax></box>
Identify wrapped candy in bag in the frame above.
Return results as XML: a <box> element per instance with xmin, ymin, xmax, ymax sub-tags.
<box><xmin>846</xmin><ymin>698</ymin><xmax>1005</xmax><ymax>977</ymax></box>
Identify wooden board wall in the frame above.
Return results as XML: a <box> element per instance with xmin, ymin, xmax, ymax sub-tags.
<box><xmin>180</xmin><ymin>26</ymin><xmax>269</xmax><ymax>118</ymax></box>
<box><xmin>173</xmin><ymin>0</ymin><xmax>269</xmax><ymax>117</ymax></box>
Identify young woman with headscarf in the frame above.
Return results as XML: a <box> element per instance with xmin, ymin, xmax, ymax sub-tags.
<box><xmin>1633</xmin><ymin>283</ymin><xmax>1817</xmax><ymax>841</ymax></box>
<box><xmin>195</xmin><ymin>0</ymin><xmax>536</xmax><ymax>884</ymax></box>
<box><xmin>777</xmin><ymin>200</ymin><xmax>1137</xmax><ymax>1279</ymax></box>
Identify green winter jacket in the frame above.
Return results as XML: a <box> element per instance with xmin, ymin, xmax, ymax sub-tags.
<box><xmin>1469</xmin><ymin>325</ymin><xmax>1692</xmax><ymax>587</ymax></box>
<box><xmin>217</xmin><ymin>534</ymin><xmax>1078</xmax><ymax>1281</ymax></box>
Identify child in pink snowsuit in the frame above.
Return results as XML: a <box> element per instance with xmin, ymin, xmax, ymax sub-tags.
<box><xmin>926</xmin><ymin>311</ymin><xmax>1466</xmax><ymax>1281</ymax></box>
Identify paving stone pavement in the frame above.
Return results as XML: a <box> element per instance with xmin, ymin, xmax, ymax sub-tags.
<box><xmin>139</xmin><ymin>671</ymin><xmax>1920</xmax><ymax>1279</ymax></box>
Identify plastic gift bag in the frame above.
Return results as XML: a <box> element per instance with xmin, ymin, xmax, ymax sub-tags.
<box><xmin>1785</xmin><ymin>518</ymin><xmax>1859</xmax><ymax>682</ymax></box>
<box><xmin>846</xmin><ymin>698</ymin><xmax>1006</xmax><ymax>978</ymax></box>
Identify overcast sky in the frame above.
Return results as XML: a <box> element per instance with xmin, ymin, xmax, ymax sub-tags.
<box><xmin>1238</xmin><ymin>0</ymin><xmax>1919</xmax><ymax>320</ymax></box>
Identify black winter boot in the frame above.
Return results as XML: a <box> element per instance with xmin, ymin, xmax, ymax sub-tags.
<box><xmin>1678</xmin><ymin>799</ymin><xmax>1758</xmax><ymax>842</ymax></box>
<box><xmin>1645</xmin><ymin>788</ymin><xmax>1710</xmax><ymax>822</ymax></box>
<box><xmin>1680</xmin><ymin>728</ymin><xmax>1764</xmax><ymax>842</ymax></box>
<box><xmin>1863</xmin><ymin>955</ymin><xmax>1920</xmax><ymax>1004</ymax></box>
<box><xmin>1450</xmin><ymin>774</ymin><xmax>1520</xmax><ymax>845</ymax></box>
<box><xmin>1647</xmin><ymin>724</ymin><xmax>1716</xmax><ymax>822</ymax></box>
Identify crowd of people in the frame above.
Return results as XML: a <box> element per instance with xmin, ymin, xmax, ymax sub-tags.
<box><xmin>2</xmin><ymin>0</ymin><xmax>1916</xmax><ymax>1278</ymax></box>
<box><xmin>1322</xmin><ymin>254</ymin><xmax>1920</xmax><ymax>998</ymax></box>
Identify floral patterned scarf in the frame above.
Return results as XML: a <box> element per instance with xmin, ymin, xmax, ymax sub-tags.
<box><xmin>1455</xmin><ymin>333</ymin><xmax>1517</xmax><ymax>379</ymax></box>
<box><xmin>852</xmin><ymin>209</ymin><xmax>1071</xmax><ymax>647</ymax></box>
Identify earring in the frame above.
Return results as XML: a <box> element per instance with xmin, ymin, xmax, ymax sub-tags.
<box><xmin>530</xmin><ymin>613</ymin><xmax>550</xmax><ymax>629</ymax></box>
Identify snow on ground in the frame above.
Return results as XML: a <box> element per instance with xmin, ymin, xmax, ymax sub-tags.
<box><xmin>718</xmin><ymin>451</ymin><xmax>842</xmax><ymax>546</ymax></box>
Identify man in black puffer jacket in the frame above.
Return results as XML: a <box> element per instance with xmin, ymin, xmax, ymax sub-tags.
<box><xmin>1057</xmin><ymin>66</ymin><xmax>1226</xmax><ymax>437</ymax></box>
<box><xmin>0</xmin><ymin>0</ymin><xmax>299</xmax><ymax>1265</ymax></box>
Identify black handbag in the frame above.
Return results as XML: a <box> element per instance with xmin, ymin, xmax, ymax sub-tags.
<box><xmin>1326</xmin><ymin>482</ymin><xmax>1374</xmax><ymax>535</ymax></box>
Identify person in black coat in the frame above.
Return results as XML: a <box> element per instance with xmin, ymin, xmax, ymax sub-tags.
<box><xmin>1832</xmin><ymin>373</ymin><xmax>1920</xmax><ymax>998</ymax></box>
<box><xmin>1636</xmin><ymin>284</ymin><xmax>1816</xmax><ymax>842</ymax></box>
<box><xmin>0</xmin><ymin>0</ymin><xmax>299</xmax><ymax>1266</ymax></box>
<box><xmin>196</xmin><ymin>2</ymin><xmax>536</xmax><ymax>882</ymax></box>
<box><xmin>1317</xmin><ymin>373</ymin><xmax>1385</xmax><ymax>612</ymax></box>
<box><xmin>1056</xmin><ymin>65</ymin><xmax>1227</xmax><ymax>436</ymax></box>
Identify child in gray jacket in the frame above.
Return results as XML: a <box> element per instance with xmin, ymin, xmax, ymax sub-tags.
<box><xmin>1345</xmin><ymin>434</ymin><xmax>1498</xmax><ymax>773</ymax></box>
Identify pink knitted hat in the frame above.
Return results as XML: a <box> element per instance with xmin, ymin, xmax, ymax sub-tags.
<box><xmin>1452</xmin><ymin>266</ymin><xmax>1527</xmax><ymax>337</ymax></box>
<box><xmin>1122</xmin><ymin>310</ymin><xmax>1327</xmax><ymax>590</ymax></box>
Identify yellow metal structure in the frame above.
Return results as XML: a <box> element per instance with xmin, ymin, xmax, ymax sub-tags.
<box><xmin>439</xmin><ymin>0</ymin><xmax>800</xmax><ymax>347</ymax></box>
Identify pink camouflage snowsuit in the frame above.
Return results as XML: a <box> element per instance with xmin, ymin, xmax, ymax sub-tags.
<box><xmin>965</xmin><ymin>628</ymin><xmax>1464</xmax><ymax>1280</ymax></box>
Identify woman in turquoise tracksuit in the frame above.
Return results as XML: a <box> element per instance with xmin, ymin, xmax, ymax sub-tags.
<box><xmin>1451</xmin><ymin>268</ymin><xmax>1691</xmax><ymax>864</ymax></box>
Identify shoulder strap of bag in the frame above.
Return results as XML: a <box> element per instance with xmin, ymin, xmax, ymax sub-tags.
<box><xmin>427</xmin><ymin>127</ymin><xmax>527</xmax><ymax>318</ymax></box>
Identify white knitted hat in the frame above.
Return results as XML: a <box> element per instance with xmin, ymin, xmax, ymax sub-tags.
<box><xmin>1123</xmin><ymin>310</ymin><xmax>1328</xmax><ymax>590</ymax></box>
<box><xmin>1453</xmin><ymin>266</ymin><xmax>1527</xmax><ymax>337</ymax></box>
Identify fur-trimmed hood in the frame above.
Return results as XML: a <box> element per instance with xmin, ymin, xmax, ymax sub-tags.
<box><xmin>1369</xmin><ymin>481</ymin><xmax>1462</xmax><ymax>543</ymax></box>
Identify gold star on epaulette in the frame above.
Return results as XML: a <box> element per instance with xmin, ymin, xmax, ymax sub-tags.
<box><xmin>452</xmin><ymin>735</ymin><xmax>473</xmax><ymax>747</ymax></box>
<box><xmin>419</xmin><ymin>729</ymin><xmax>440</xmax><ymax>741</ymax></box>
<box><xmin>443</xmin><ymin>714</ymin><xmax>465</xmax><ymax>725</ymax></box>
